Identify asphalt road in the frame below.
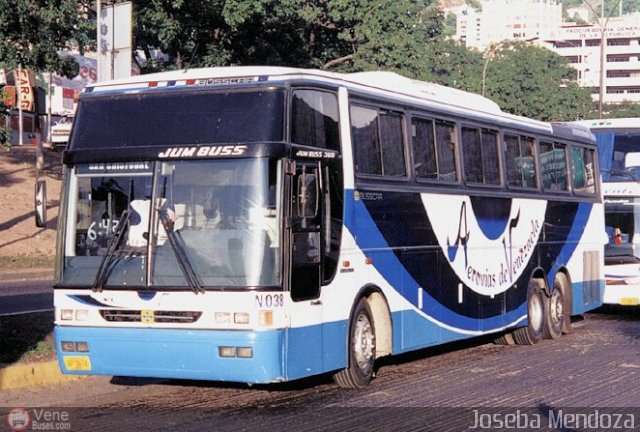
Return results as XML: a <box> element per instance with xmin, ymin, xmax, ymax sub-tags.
<box><xmin>0</xmin><ymin>280</ymin><xmax>53</xmax><ymax>316</ymax></box>
<box><xmin>1</xmin><ymin>308</ymin><xmax>639</xmax><ymax>431</ymax></box>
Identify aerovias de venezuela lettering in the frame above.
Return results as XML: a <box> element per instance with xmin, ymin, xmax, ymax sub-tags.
<box><xmin>422</xmin><ymin>194</ymin><xmax>546</xmax><ymax>297</ymax></box>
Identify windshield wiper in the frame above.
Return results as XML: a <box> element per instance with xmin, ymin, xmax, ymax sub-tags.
<box><xmin>92</xmin><ymin>210</ymin><xmax>131</xmax><ymax>292</ymax></box>
<box><xmin>156</xmin><ymin>207</ymin><xmax>205</xmax><ymax>294</ymax></box>
<box><xmin>604</xmin><ymin>169</ymin><xmax>640</xmax><ymax>183</ymax></box>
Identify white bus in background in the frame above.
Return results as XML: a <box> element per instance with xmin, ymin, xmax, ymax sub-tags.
<box><xmin>574</xmin><ymin>118</ymin><xmax>640</xmax><ymax>306</ymax></box>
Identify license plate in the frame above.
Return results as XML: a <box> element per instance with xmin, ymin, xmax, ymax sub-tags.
<box><xmin>63</xmin><ymin>356</ymin><xmax>92</xmax><ymax>371</ymax></box>
<box><xmin>620</xmin><ymin>297</ymin><xmax>639</xmax><ymax>306</ymax></box>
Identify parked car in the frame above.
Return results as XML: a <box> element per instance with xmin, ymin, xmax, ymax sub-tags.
<box><xmin>49</xmin><ymin>117</ymin><xmax>73</xmax><ymax>150</ymax></box>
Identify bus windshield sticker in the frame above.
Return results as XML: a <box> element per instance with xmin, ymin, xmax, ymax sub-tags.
<box><xmin>158</xmin><ymin>145</ymin><xmax>248</xmax><ymax>159</ymax></box>
<box><xmin>77</xmin><ymin>162</ymin><xmax>153</xmax><ymax>175</ymax></box>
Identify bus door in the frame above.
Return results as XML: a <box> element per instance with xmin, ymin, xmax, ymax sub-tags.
<box><xmin>285</xmin><ymin>160</ymin><xmax>324</xmax><ymax>377</ymax></box>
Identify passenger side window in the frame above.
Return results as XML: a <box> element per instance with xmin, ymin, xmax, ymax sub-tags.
<box><xmin>379</xmin><ymin>112</ymin><xmax>406</xmax><ymax>176</ymax></box>
<box><xmin>540</xmin><ymin>141</ymin><xmax>568</xmax><ymax>191</ymax></box>
<box><xmin>351</xmin><ymin>106</ymin><xmax>381</xmax><ymax>175</ymax></box>
<box><xmin>462</xmin><ymin>126</ymin><xmax>500</xmax><ymax>185</ymax></box>
<box><xmin>412</xmin><ymin>117</ymin><xmax>458</xmax><ymax>182</ymax></box>
<box><xmin>291</xmin><ymin>89</ymin><xmax>340</xmax><ymax>151</ymax></box>
<box><xmin>435</xmin><ymin>120</ymin><xmax>458</xmax><ymax>182</ymax></box>
<box><xmin>351</xmin><ymin>104</ymin><xmax>406</xmax><ymax>177</ymax></box>
<box><xmin>571</xmin><ymin>146</ymin><xmax>596</xmax><ymax>194</ymax></box>
<box><xmin>412</xmin><ymin>118</ymin><xmax>437</xmax><ymax>179</ymax></box>
<box><xmin>505</xmin><ymin>135</ymin><xmax>538</xmax><ymax>189</ymax></box>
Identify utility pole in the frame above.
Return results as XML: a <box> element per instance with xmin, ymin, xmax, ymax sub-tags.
<box><xmin>17</xmin><ymin>65</ymin><xmax>23</xmax><ymax>146</ymax></box>
<box><xmin>584</xmin><ymin>0</ymin><xmax>623</xmax><ymax>118</ymax></box>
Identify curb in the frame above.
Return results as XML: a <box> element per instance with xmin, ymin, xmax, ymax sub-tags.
<box><xmin>0</xmin><ymin>360</ymin><xmax>87</xmax><ymax>390</ymax></box>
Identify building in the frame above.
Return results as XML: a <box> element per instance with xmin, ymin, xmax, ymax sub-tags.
<box><xmin>446</xmin><ymin>0</ymin><xmax>562</xmax><ymax>50</ymax></box>
<box><xmin>542</xmin><ymin>14</ymin><xmax>640</xmax><ymax>104</ymax></box>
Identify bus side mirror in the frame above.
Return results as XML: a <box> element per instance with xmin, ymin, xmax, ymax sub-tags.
<box><xmin>625</xmin><ymin>152</ymin><xmax>640</xmax><ymax>169</ymax></box>
<box><xmin>35</xmin><ymin>179</ymin><xmax>47</xmax><ymax>228</ymax></box>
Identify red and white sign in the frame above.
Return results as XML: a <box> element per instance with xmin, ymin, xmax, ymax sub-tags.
<box><xmin>14</xmin><ymin>68</ymin><xmax>35</xmax><ymax>112</ymax></box>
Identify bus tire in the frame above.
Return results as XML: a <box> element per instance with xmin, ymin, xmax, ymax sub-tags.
<box><xmin>543</xmin><ymin>285</ymin><xmax>564</xmax><ymax>340</ymax></box>
<box><xmin>556</xmin><ymin>273</ymin><xmax>573</xmax><ymax>334</ymax></box>
<box><xmin>334</xmin><ymin>298</ymin><xmax>376</xmax><ymax>389</ymax></box>
<box><xmin>513</xmin><ymin>279</ymin><xmax>545</xmax><ymax>345</ymax></box>
<box><xmin>494</xmin><ymin>332</ymin><xmax>515</xmax><ymax>345</ymax></box>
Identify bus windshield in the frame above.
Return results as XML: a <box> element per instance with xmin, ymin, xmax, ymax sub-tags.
<box><xmin>61</xmin><ymin>158</ymin><xmax>281</xmax><ymax>289</ymax></box>
<box><xmin>597</xmin><ymin>132</ymin><xmax>640</xmax><ymax>182</ymax></box>
<box><xmin>604</xmin><ymin>198</ymin><xmax>640</xmax><ymax>264</ymax></box>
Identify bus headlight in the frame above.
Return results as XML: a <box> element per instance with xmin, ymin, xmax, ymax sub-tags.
<box><xmin>219</xmin><ymin>347</ymin><xmax>236</xmax><ymax>358</ymax></box>
<box><xmin>218</xmin><ymin>346</ymin><xmax>253</xmax><ymax>358</ymax></box>
<box><xmin>236</xmin><ymin>347</ymin><xmax>253</xmax><ymax>358</ymax></box>
<box><xmin>75</xmin><ymin>310</ymin><xmax>89</xmax><ymax>321</ymax></box>
<box><xmin>215</xmin><ymin>312</ymin><xmax>230</xmax><ymax>324</ymax></box>
<box><xmin>234</xmin><ymin>312</ymin><xmax>250</xmax><ymax>324</ymax></box>
<box><xmin>60</xmin><ymin>309</ymin><xmax>89</xmax><ymax>321</ymax></box>
<box><xmin>61</xmin><ymin>341</ymin><xmax>90</xmax><ymax>352</ymax></box>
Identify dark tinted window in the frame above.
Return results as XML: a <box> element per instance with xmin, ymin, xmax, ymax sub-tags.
<box><xmin>412</xmin><ymin>117</ymin><xmax>458</xmax><ymax>182</ymax></box>
<box><xmin>571</xmin><ymin>146</ymin><xmax>596</xmax><ymax>194</ymax></box>
<box><xmin>379</xmin><ymin>112</ymin><xmax>406</xmax><ymax>176</ymax></box>
<box><xmin>540</xmin><ymin>141</ymin><xmax>568</xmax><ymax>191</ymax></box>
<box><xmin>291</xmin><ymin>90</ymin><xmax>340</xmax><ymax>151</ymax></box>
<box><xmin>505</xmin><ymin>135</ymin><xmax>537</xmax><ymax>189</ymax></box>
<box><xmin>463</xmin><ymin>126</ymin><xmax>500</xmax><ymax>185</ymax></box>
<box><xmin>70</xmin><ymin>89</ymin><xmax>285</xmax><ymax>150</ymax></box>
<box><xmin>351</xmin><ymin>105</ymin><xmax>381</xmax><ymax>175</ymax></box>
<box><xmin>462</xmin><ymin>127</ymin><xmax>482</xmax><ymax>183</ymax></box>
<box><xmin>481</xmin><ymin>130</ymin><xmax>500</xmax><ymax>184</ymax></box>
<box><xmin>435</xmin><ymin>120</ymin><xmax>458</xmax><ymax>182</ymax></box>
<box><xmin>351</xmin><ymin>105</ymin><xmax>405</xmax><ymax>177</ymax></box>
<box><xmin>412</xmin><ymin>118</ymin><xmax>437</xmax><ymax>178</ymax></box>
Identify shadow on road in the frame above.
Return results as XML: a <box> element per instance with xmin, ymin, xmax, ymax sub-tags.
<box><xmin>0</xmin><ymin>311</ymin><xmax>55</xmax><ymax>367</ymax></box>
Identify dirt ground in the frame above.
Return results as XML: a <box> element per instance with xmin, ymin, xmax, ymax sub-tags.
<box><xmin>0</xmin><ymin>146</ymin><xmax>62</xmax><ymax>270</ymax></box>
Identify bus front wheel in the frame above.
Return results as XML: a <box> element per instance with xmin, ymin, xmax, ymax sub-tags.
<box><xmin>334</xmin><ymin>298</ymin><xmax>376</xmax><ymax>388</ymax></box>
<box><xmin>513</xmin><ymin>279</ymin><xmax>545</xmax><ymax>345</ymax></box>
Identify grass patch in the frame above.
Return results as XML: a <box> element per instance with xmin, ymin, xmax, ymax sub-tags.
<box><xmin>0</xmin><ymin>255</ymin><xmax>54</xmax><ymax>271</ymax></box>
<box><xmin>0</xmin><ymin>311</ymin><xmax>56</xmax><ymax>366</ymax></box>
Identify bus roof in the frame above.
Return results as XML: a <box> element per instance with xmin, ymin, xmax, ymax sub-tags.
<box><xmin>88</xmin><ymin>66</ymin><xmax>502</xmax><ymax>111</ymax></box>
<box><xmin>86</xmin><ymin>66</ymin><xmax>593</xmax><ymax>140</ymax></box>
<box><xmin>571</xmin><ymin>118</ymin><xmax>640</xmax><ymax>131</ymax></box>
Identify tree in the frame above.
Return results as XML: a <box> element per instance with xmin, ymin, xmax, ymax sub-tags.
<box><xmin>421</xmin><ymin>39</ymin><xmax>484</xmax><ymax>92</ymax></box>
<box><xmin>0</xmin><ymin>0</ymin><xmax>92</xmax><ymax>147</ymax></box>
<box><xmin>0</xmin><ymin>0</ymin><xmax>90</xmax><ymax>75</ymax></box>
<box><xmin>481</xmin><ymin>42</ymin><xmax>593</xmax><ymax>121</ymax></box>
<box><xmin>131</xmin><ymin>0</ymin><xmax>444</xmax><ymax>74</ymax></box>
<box><xmin>603</xmin><ymin>101</ymin><xmax>640</xmax><ymax>118</ymax></box>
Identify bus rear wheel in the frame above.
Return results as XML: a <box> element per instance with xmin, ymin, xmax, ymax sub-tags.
<box><xmin>513</xmin><ymin>279</ymin><xmax>545</xmax><ymax>345</ymax></box>
<box><xmin>543</xmin><ymin>286</ymin><xmax>564</xmax><ymax>340</ymax></box>
<box><xmin>555</xmin><ymin>273</ymin><xmax>573</xmax><ymax>334</ymax></box>
<box><xmin>334</xmin><ymin>298</ymin><xmax>376</xmax><ymax>389</ymax></box>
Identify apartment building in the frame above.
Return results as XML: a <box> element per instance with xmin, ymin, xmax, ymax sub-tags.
<box><xmin>447</xmin><ymin>0</ymin><xmax>562</xmax><ymax>50</ymax></box>
<box><xmin>542</xmin><ymin>14</ymin><xmax>640</xmax><ymax>104</ymax></box>
<box><xmin>445</xmin><ymin>0</ymin><xmax>640</xmax><ymax>105</ymax></box>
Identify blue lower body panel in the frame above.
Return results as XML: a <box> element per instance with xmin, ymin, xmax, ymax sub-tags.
<box><xmin>55</xmin><ymin>326</ymin><xmax>286</xmax><ymax>383</ymax></box>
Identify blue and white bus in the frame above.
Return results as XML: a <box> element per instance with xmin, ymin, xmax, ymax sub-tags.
<box><xmin>54</xmin><ymin>67</ymin><xmax>604</xmax><ymax>388</ymax></box>
<box><xmin>574</xmin><ymin>118</ymin><xmax>640</xmax><ymax>306</ymax></box>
